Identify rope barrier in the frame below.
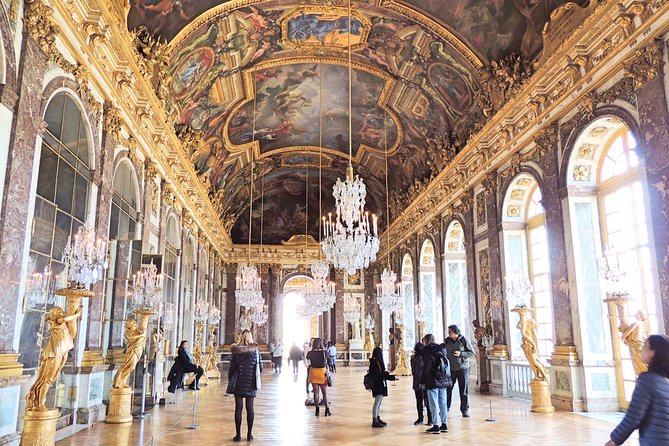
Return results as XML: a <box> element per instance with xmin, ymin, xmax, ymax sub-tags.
<box><xmin>141</xmin><ymin>392</ymin><xmax>198</xmax><ymax>446</ymax></box>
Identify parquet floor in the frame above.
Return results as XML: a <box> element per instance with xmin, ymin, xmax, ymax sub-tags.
<box><xmin>57</xmin><ymin>367</ymin><xmax>639</xmax><ymax>446</ymax></box>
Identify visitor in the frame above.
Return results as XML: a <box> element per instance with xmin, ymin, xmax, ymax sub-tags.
<box><xmin>606</xmin><ymin>334</ymin><xmax>669</xmax><ymax>446</ymax></box>
<box><xmin>167</xmin><ymin>340</ymin><xmax>204</xmax><ymax>392</ymax></box>
<box><xmin>228</xmin><ymin>330</ymin><xmax>262</xmax><ymax>442</ymax></box>
<box><xmin>328</xmin><ymin>342</ymin><xmax>337</xmax><ymax>372</ymax></box>
<box><xmin>289</xmin><ymin>342</ymin><xmax>302</xmax><ymax>374</ymax></box>
<box><xmin>269</xmin><ymin>339</ymin><xmax>277</xmax><ymax>372</ymax></box>
<box><xmin>272</xmin><ymin>339</ymin><xmax>283</xmax><ymax>374</ymax></box>
<box><xmin>420</xmin><ymin>334</ymin><xmax>451</xmax><ymax>434</ymax></box>
<box><xmin>304</xmin><ymin>338</ymin><xmax>314</xmax><ymax>394</ymax></box>
<box><xmin>444</xmin><ymin>324</ymin><xmax>474</xmax><ymax>417</ymax></box>
<box><xmin>307</xmin><ymin>338</ymin><xmax>331</xmax><ymax>416</ymax></box>
<box><xmin>410</xmin><ymin>342</ymin><xmax>431</xmax><ymax>425</ymax></box>
<box><xmin>369</xmin><ymin>346</ymin><xmax>396</xmax><ymax>428</ymax></box>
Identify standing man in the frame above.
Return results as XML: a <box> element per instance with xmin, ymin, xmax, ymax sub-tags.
<box><xmin>444</xmin><ymin>325</ymin><xmax>474</xmax><ymax>417</ymax></box>
<box><xmin>272</xmin><ymin>339</ymin><xmax>283</xmax><ymax>374</ymax></box>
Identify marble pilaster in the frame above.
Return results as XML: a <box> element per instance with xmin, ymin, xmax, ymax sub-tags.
<box><xmin>334</xmin><ymin>270</ymin><xmax>345</xmax><ymax>344</ymax></box>
<box><xmin>224</xmin><ymin>267</ymin><xmax>237</xmax><ymax>344</ymax></box>
<box><xmin>0</xmin><ymin>34</ymin><xmax>47</xmax><ymax>354</ymax></box>
<box><xmin>484</xmin><ymin>182</ymin><xmax>506</xmax><ymax>346</ymax></box>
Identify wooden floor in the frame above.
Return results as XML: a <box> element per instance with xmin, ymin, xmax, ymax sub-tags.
<box><xmin>57</xmin><ymin>367</ymin><xmax>638</xmax><ymax>446</ymax></box>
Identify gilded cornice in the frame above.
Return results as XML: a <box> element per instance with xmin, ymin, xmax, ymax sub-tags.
<box><xmin>45</xmin><ymin>0</ymin><xmax>233</xmax><ymax>256</ymax></box>
<box><xmin>377</xmin><ymin>0</ymin><xmax>669</xmax><ymax>262</ymax></box>
<box><xmin>226</xmin><ymin>244</ymin><xmax>321</xmax><ymax>266</ymax></box>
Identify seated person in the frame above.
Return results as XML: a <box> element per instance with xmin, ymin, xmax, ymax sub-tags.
<box><xmin>167</xmin><ymin>340</ymin><xmax>204</xmax><ymax>392</ymax></box>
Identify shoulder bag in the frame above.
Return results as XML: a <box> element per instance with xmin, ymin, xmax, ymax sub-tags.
<box><xmin>323</xmin><ymin>351</ymin><xmax>333</xmax><ymax>386</ymax></box>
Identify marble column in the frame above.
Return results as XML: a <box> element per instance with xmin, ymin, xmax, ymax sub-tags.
<box><xmin>0</xmin><ymin>34</ymin><xmax>47</xmax><ymax>360</ymax></box>
<box><xmin>224</xmin><ymin>266</ymin><xmax>237</xmax><ymax>344</ymax></box>
<box><xmin>636</xmin><ymin>74</ymin><xmax>669</xmax><ymax>332</ymax></box>
<box><xmin>334</xmin><ymin>270</ymin><xmax>345</xmax><ymax>344</ymax></box>
<box><xmin>483</xmin><ymin>182</ymin><xmax>506</xmax><ymax>347</ymax></box>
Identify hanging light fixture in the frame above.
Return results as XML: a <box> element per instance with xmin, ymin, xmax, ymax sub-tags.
<box><xmin>235</xmin><ymin>72</ymin><xmax>263</xmax><ymax>308</ymax></box>
<box><xmin>250</xmin><ymin>303</ymin><xmax>268</xmax><ymax>326</ymax></box>
<box><xmin>376</xmin><ymin>110</ymin><xmax>402</xmax><ymax>313</ymax></box>
<box><xmin>304</xmin><ymin>63</ymin><xmax>336</xmax><ymax>313</ymax></box>
<box><xmin>321</xmin><ymin>0</ymin><xmax>379</xmax><ymax>275</ymax></box>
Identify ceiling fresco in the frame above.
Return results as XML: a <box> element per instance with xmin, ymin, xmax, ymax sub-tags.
<box><xmin>126</xmin><ymin>0</ymin><xmax>585</xmax><ymax>244</ymax></box>
<box><xmin>226</xmin><ymin>64</ymin><xmax>400</xmax><ymax>157</ymax></box>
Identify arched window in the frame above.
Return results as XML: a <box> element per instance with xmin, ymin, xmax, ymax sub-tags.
<box><xmin>444</xmin><ymin>221</ymin><xmax>468</xmax><ymax>332</ymax></box>
<box><xmin>401</xmin><ymin>254</ymin><xmax>415</xmax><ymax>348</ymax></box>
<box><xmin>419</xmin><ymin>240</ymin><xmax>442</xmax><ymax>340</ymax></box>
<box><xmin>566</xmin><ymin>117</ymin><xmax>661</xmax><ymax>407</ymax></box>
<box><xmin>109</xmin><ymin>161</ymin><xmax>140</xmax><ymax>240</ymax></box>
<box><xmin>22</xmin><ymin>92</ymin><xmax>93</xmax><ymax>371</ymax></box>
<box><xmin>163</xmin><ymin>216</ymin><xmax>180</xmax><ymax>348</ymax></box>
<box><xmin>502</xmin><ymin>174</ymin><xmax>554</xmax><ymax>361</ymax></box>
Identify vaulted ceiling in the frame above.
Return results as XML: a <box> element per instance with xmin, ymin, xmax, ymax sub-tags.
<box><xmin>127</xmin><ymin>0</ymin><xmax>583</xmax><ymax>244</ymax></box>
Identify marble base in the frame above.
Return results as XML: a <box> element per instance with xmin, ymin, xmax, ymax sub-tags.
<box><xmin>530</xmin><ymin>379</ymin><xmax>555</xmax><ymax>413</ymax></box>
<box><xmin>105</xmin><ymin>388</ymin><xmax>132</xmax><ymax>424</ymax></box>
<box><xmin>548</xmin><ymin>347</ymin><xmax>585</xmax><ymax>412</ymax></box>
<box><xmin>0</xmin><ymin>354</ymin><xmax>23</xmax><ymax>378</ymax></box>
<box><xmin>348</xmin><ymin>339</ymin><xmax>364</xmax><ymax>350</ymax></box>
<box><xmin>487</xmin><ymin>356</ymin><xmax>509</xmax><ymax>396</ymax></box>
<box><xmin>20</xmin><ymin>409</ymin><xmax>59</xmax><ymax>446</ymax></box>
<box><xmin>0</xmin><ymin>377</ymin><xmax>25</xmax><ymax>439</ymax></box>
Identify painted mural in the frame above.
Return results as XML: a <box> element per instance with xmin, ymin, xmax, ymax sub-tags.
<box><xmin>227</xmin><ymin>64</ymin><xmax>399</xmax><ymax>156</ymax></box>
<box><xmin>231</xmin><ymin>167</ymin><xmax>385</xmax><ymax>244</ymax></box>
<box><xmin>400</xmin><ymin>0</ymin><xmax>588</xmax><ymax>59</ymax></box>
<box><xmin>283</xmin><ymin>7</ymin><xmax>370</xmax><ymax>50</ymax></box>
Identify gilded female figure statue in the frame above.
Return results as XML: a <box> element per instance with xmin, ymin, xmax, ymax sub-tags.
<box><xmin>621</xmin><ymin>310</ymin><xmax>649</xmax><ymax>376</ymax></box>
<box><xmin>111</xmin><ymin>317</ymin><xmax>148</xmax><ymax>389</ymax></box>
<box><xmin>517</xmin><ymin>312</ymin><xmax>548</xmax><ymax>381</ymax></box>
<box><xmin>26</xmin><ymin>306</ymin><xmax>82</xmax><ymax>411</ymax></box>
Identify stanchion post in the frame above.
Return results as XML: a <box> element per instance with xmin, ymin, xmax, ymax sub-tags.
<box><xmin>186</xmin><ymin>389</ymin><xmax>200</xmax><ymax>430</ymax></box>
<box><xmin>485</xmin><ymin>399</ymin><xmax>495</xmax><ymax>422</ymax></box>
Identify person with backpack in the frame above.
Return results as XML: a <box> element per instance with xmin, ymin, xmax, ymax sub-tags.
<box><xmin>368</xmin><ymin>346</ymin><xmax>396</xmax><ymax>428</ymax></box>
<box><xmin>411</xmin><ymin>342</ymin><xmax>432</xmax><ymax>425</ymax></box>
<box><xmin>420</xmin><ymin>334</ymin><xmax>451</xmax><ymax>434</ymax></box>
<box><xmin>444</xmin><ymin>324</ymin><xmax>475</xmax><ymax>417</ymax></box>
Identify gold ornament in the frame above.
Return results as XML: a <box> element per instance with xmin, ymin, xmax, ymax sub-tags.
<box><xmin>111</xmin><ymin>311</ymin><xmax>151</xmax><ymax>389</ymax></box>
<box><xmin>392</xmin><ymin>325</ymin><xmax>411</xmax><ymax>376</ymax></box>
<box><xmin>604</xmin><ymin>293</ymin><xmax>648</xmax><ymax>376</ymax></box>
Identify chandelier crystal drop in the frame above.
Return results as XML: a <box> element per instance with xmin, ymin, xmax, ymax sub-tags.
<box><xmin>376</xmin><ymin>268</ymin><xmax>403</xmax><ymax>313</ymax></box>
<box><xmin>302</xmin><ymin>262</ymin><xmax>336</xmax><ymax>313</ymax></box>
<box><xmin>235</xmin><ymin>265</ymin><xmax>263</xmax><ymax>308</ymax></box>
<box><xmin>131</xmin><ymin>262</ymin><xmax>162</xmax><ymax>312</ymax></box>
<box><xmin>62</xmin><ymin>225</ymin><xmax>109</xmax><ymax>288</ymax></box>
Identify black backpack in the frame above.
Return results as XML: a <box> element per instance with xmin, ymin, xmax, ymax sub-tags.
<box><xmin>433</xmin><ymin>355</ymin><xmax>449</xmax><ymax>381</ymax></box>
<box><xmin>363</xmin><ymin>372</ymin><xmax>373</xmax><ymax>390</ymax></box>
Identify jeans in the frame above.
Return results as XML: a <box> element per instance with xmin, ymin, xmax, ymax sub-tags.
<box><xmin>447</xmin><ymin>368</ymin><xmax>470</xmax><ymax>413</ymax></box>
<box><xmin>427</xmin><ymin>388</ymin><xmax>448</xmax><ymax>426</ymax></box>
<box><xmin>414</xmin><ymin>389</ymin><xmax>432</xmax><ymax>421</ymax></box>
<box><xmin>372</xmin><ymin>395</ymin><xmax>383</xmax><ymax>418</ymax></box>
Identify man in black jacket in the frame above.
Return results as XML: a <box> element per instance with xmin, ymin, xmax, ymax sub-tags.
<box><xmin>167</xmin><ymin>340</ymin><xmax>204</xmax><ymax>392</ymax></box>
<box><xmin>444</xmin><ymin>324</ymin><xmax>475</xmax><ymax>417</ymax></box>
<box><xmin>419</xmin><ymin>334</ymin><xmax>452</xmax><ymax>434</ymax></box>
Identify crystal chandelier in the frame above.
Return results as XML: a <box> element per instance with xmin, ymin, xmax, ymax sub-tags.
<box><xmin>376</xmin><ymin>268</ymin><xmax>403</xmax><ymax>313</ymax></box>
<box><xmin>250</xmin><ymin>303</ymin><xmax>268</xmax><ymax>326</ymax></box>
<box><xmin>303</xmin><ymin>262</ymin><xmax>336</xmax><ymax>313</ymax></box>
<box><xmin>235</xmin><ymin>265</ymin><xmax>263</xmax><ymax>308</ymax></box>
<box><xmin>131</xmin><ymin>262</ymin><xmax>162</xmax><ymax>312</ymax></box>
<box><xmin>343</xmin><ymin>294</ymin><xmax>361</xmax><ymax>324</ymax></box>
<box><xmin>321</xmin><ymin>0</ymin><xmax>379</xmax><ymax>275</ymax></box>
<box><xmin>194</xmin><ymin>297</ymin><xmax>209</xmax><ymax>322</ymax></box>
<box><xmin>365</xmin><ymin>313</ymin><xmax>375</xmax><ymax>331</ymax></box>
<box><xmin>62</xmin><ymin>225</ymin><xmax>108</xmax><ymax>288</ymax></box>
<box><xmin>505</xmin><ymin>272</ymin><xmax>533</xmax><ymax>309</ymax></box>
<box><xmin>598</xmin><ymin>243</ymin><xmax>628</xmax><ymax>295</ymax></box>
<box><xmin>24</xmin><ymin>263</ymin><xmax>55</xmax><ymax>309</ymax></box>
<box><xmin>414</xmin><ymin>303</ymin><xmax>427</xmax><ymax>323</ymax></box>
<box><xmin>207</xmin><ymin>304</ymin><xmax>221</xmax><ymax>325</ymax></box>
<box><xmin>394</xmin><ymin>307</ymin><xmax>405</xmax><ymax>325</ymax></box>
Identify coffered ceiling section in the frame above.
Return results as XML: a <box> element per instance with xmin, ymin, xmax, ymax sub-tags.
<box><xmin>127</xmin><ymin>0</ymin><xmax>582</xmax><ymax>245</ymax></box>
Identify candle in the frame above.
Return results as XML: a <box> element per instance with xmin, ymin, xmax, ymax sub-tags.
<box><xmin>372</xmin><ymin>214</ymin><xmax>378</xmax><ymax>235</ymax></box>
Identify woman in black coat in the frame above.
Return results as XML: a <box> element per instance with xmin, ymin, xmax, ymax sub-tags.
<box><xmin>410</xmin><ymin>342</ymin><xmax>431</xmax><ymax>425</ymax></box>
<box><xmin>369</xmin><ymin>347</ymin><xmax>396</xmax><ymax>428</ymax></box>
<box><xmin>228</xmin><ymin>330</ymin><xmax>262</xmax><ymax>442</ymax></box>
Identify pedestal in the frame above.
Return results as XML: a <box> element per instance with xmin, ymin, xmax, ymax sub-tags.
<box><xmin>20</xmin><ymin>409</ymin><xmax>59</xmax><ymax>446</ymax></box>
<box><xmin>106</xmin><ymin>387</ymin><xmax>133</xmax><ymax>424</ymax></box>
<box><xmin>348</xmin><ymin>339</ymin><xmax>364</xmax><ymax>350</ymax></box>
<box><xmin>530</xmin><ymin>379</ymin><xmax>555</xmax><ymax>413</ymax></box>
<box><xmin>476</xmin><ymin>344</ymin><xmax>490</xmax><ymax>392</ymax></box>
<box><xmin>207</xmin><ymin>368</ymin><xmax>221</xmax><ymax>380</ymax></box>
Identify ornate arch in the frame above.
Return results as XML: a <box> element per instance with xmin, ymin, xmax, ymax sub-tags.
<box><xmin>499</xmin><ymin>167</ymin><xmax>543</xmax><ymax>224</ymax></box>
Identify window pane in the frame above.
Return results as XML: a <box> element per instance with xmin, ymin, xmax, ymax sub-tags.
<box><xmin>73</xmin><ymin>172</ymin><xmax>88</xmax><ymax>222</ymax></box>
<box><xmin>55</xmin><ymin>161</ymin><xmax>74</xmax><ymax>213</ymax></box>
<box><xmin>53</xmin><ymin>210</ymin><xmax>72</xmax><ymax>260</ymax></box>
<box><xmin>44</xmin><ymin>94</ymin><xmax>65</xmax><ymax>140</ymax></box>
<box><xmin>77</xmin><ymin>118</ymin><xmax>90</xmax><ymax>167</ymax></box>
<box><xmin>60</xmin><ymin>96</ymin><xmax>81</xmax><ymax>154</ymax></box>
<box><xmin>30</xmin><ymin>198</ymin><xmax>55</xmax><ymax>255</ymax></box>
<box><xmin>36</xmin><ymin>144</ymin><xmax>58</xmax><ymax>201</ymax></box>
<box><xmin>109</xmin><ymin>204</ymin><xmax>120</xmax><ymax>240</ymax></box>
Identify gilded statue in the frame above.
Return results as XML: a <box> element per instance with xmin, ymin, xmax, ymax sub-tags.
<box><xmin>516</xmin><ymin>309</ymin><xmax>548</xmax><ymax>381</ymax></box>
<box><xmin>364</xmin><ymin>327</ymin><xmax>374</xmax><ymax>355</ymax></box>
<box><xmin>26</xmin><ymin>306</ymin><xmax>82</xmax><ymax>411</ymax></box>
<box><xmin>112</xmin><ymin>316</ymin><xmax>149</xmax><ymax>389</ymax></box>
<box><xmin>621</xmin><ymin>310</ymin><xmax>649</xmax><ymax>376</ymax></box>
<box><xmin>239</xmin><ymin>306</ymin><xmax>252</xmax><ymax>332</ymax></box>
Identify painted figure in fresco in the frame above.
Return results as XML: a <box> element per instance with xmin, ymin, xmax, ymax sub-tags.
<box><xmin>112</xmin><ymin>317</ymin><xmax>149</xmax><ymax>389</ymax></box>
<box><xmin>288</xmin><ymin>12</ymin><xmax>363</xmax><ymax>45</ymax></box>
<box><xmin>26</xmin><ymin>306</ymin><xmax>82</xmax><ymax>411</ymax></box>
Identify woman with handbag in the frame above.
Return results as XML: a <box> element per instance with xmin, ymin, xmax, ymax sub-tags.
<box><xmin>369</xmin><ymin>346</ymin><xmax>396</xmax><ymax>428</ymax></box>
<box><xmin>228</xmin><ymin>330</ymin><xmax>262</xmax><ymax>442</ymax></box>
<box><xmin>306</xmin><ymin>338</ymin><xmax>331</xmax><ymax>416</ymax></box>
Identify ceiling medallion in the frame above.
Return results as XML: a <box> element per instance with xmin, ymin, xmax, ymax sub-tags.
<box><xmin>321</xmin><ymin>0</ymin><xmax>379</xmax><ymax>274</ymax></box>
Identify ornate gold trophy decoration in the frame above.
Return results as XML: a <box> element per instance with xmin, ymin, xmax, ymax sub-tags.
<box><xmin>206</xmin><ymin>323</ymin><xmax>220</xmax><ymax>379</ymax></box>
<box><xmin>599</xmin><ymin>245</ymin><xmax>648</xmax><ymax>376</ymax></box>
<box><xmin>507</xmin><ymin>274</ymin><xmax>554</xmax><ymax>413</ymax></box>
<box><xmin>22</xmin><ymin>227</ymin><xmax>107</xmax><ymax>446</ymax></box>
<box><xmin>392</xmin><ymin>309</ymin><xmax>411</xmax><ymax>376</ymax></box>
<box><xmin>107</xmin><ymin>262</ymin><xmax>161</xmax><ymax>424</ymax></box>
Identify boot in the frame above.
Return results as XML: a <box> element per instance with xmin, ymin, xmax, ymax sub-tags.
<box><xmin>414</xmin><ymin>417</ymin><xmax>424</xmax><ymax>425</ymax></box>
<box><xmin>315</xmin><ymin>406</ymin><xmax>320</xmax><ymax>417</ymax></box>
<box><xmin>377</xmin><ymin>417</ymin><xmax>387</xmax><ymax>426</ymax></box>
<box><xmin>372</xmin><ymin>418</ymin><xmax>384</xmax><ymax>428</ymax></box>
<box><xmin>325</xmin><ymin>407</ymin><xmax>331</xmax><ymax>417</ymax></box>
